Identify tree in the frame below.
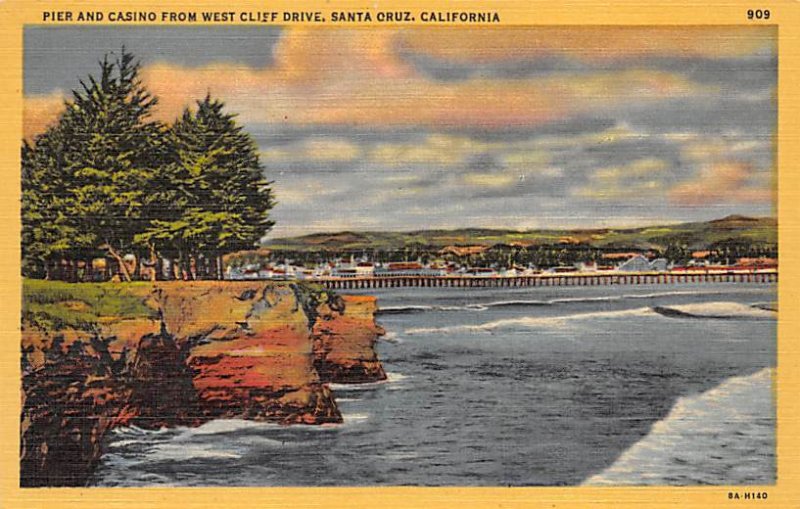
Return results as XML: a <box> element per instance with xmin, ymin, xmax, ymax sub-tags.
<box><xmin>664</xmin><ymin>242</ymin><xmax>689</xmax><ymax>265</ymax></box>
<box><xmin>22</xmin><ymin>116</ymin><xmax>103</xmax><ymax>280</ymax></box>
<box><xmin>137</xmin><ymin>95</ymin><xmax>275</xmax><ymax>279</ymax></box>
<box><xmin>22</xmin><ymin>50</ymin><xmax>274</xmax><ymax>281</ymax></box>
<box><xmin>51</xmin><ymin>49</ymin><xmax>166</xmax><ymax>281</ymax></box>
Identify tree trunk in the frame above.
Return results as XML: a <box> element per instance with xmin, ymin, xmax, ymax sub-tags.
<box><xmin>65</xmin><ymin>259</ymin><xmax>76</xmax><ymax>283</ymax></box>
<box><xmin>212</xmin><ymin>254</ymin><xmax>218</xmax><ymax>280</ymax></box>
<box><xmin>217</xmin><ymin>254</ymin><xmax>224</xmax><ymax>280</ymax></box>
<box><xmin>84</xmin><ymin>259</ymin><xmax>91</xmax><ymax>281</ymax></box>
<box><xmin>148</xmin><ymin>245</ymin><xmax>159</xmax><ymax>282</ymax></box>
<box><xmin>172</xmin><ymin>258</ymin><xmax>181</xmax><ymax>280</ymax></box>
<box><xmin>202</xmin><ymin>256</ymin><xmax>211</xmax><ymax>280</ymax></box>
<box><xmin>103</xmin><ymin>244</ymin><xmax>132</xmax><ymax>282</ymax></box>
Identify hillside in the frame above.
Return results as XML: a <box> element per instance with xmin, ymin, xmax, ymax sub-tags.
<box><xmin>263</xmin><ymin>215</ymin><xmax>777</xmax><ymax>252</ymax></box>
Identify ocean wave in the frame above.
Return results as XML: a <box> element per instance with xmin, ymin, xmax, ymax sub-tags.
<box><xmin>378</xmin><ymin>289</ymin><xmax>772</xmax><ymax>315</ymax></box>
<box><xmin>177</xmin><ymin>419</ymin><xmax>281</xmax><ymax>436</ymax></box>
<box><xmin>652</xmin><ymin>302</ymin><xmax>777</xmax><ymax>320</ymax></box>
<box><xmin>111</xmin><ymin>419</ymin><xmax>289</xmax><ymax>446</ymax></box>
<box><xmin>110</xmin><ymin>424</ymin><xmax>173</xmax><ymax>437</ymax></box>
<box><xmin>380</xmin><ymin>331</ymin><xmax>403</xmax><ymax>344</ymax></box>
<box><xmin>378</xmin><ymin>304</ymin><xmax>487</xmax><ymax>314</ymax></box>
<box><xmin>405</xmin><ymin>307</ymin><xmax>655</xmax><ymax>335</ymax></box>
<box><xmin>584</xmin><ymin>368</ymin><xmax>775</xmax><ymax>486</ymax></box>
<box><xmin>108</xmin><ymin>439</ymin><xmax>147</xmax><ymax>449</ymax></box>
<box><xmin>144</xmin><ymin>443</ymin><xmax>242</xmax><ymax>462</ymax></box>
<box><xmin>342</xmin><ymin>412</ymin><xmax>370</xmax><ymax>423</ymax></box>
<box><xmin>329</xmin><ymin>371</ymin><xmax>409</xmax><ymax>391</ymax></box>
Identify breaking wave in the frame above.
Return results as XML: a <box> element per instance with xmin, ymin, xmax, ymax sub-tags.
<box><xmin>378</xmin><ymin>289</ymin><xmax>770</xmax><ymax>315</ymax></box>
<box><xmin>406</xmin><ymin>307</ymin><xmax>656</xmax><ymax>335</ymax></box>
<box><xmin>329</xmin><ymin>371</ymin><xmax>409</xmax><ymax>391</ymax></box>
<box><xmin>378</xmin><ymin>304</ymin><xmax>488</xmax><ymax>314</ymax></box>
<box><xmin>652</xmin><ymin>302</ymin><xmax>777</xmax><ymax>320</ymax></box>
<box><xmin>584</xmin><ymin>368</ymin><xmax>775</xmax><ymax>486</ymax></box>
<box><xmin>405</xmin><ymin>300</ymin><xmax>776</xmax><ymax>335</ymax></box>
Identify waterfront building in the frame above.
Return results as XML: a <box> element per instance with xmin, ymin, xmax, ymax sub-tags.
<box><xmin>375</xmin><ymin>262</ymin><xmax>446</xmax><ymax>277</ymax></box>
<box><xmin>618</xmin><ymin>255</ymin><xmax>668</xmax><ymax>272</ymax></box>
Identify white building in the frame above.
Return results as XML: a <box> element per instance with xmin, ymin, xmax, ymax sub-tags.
<box><xmin>618</xmin><ymin>255</ymin><xmax>668</xmax><ymax>272</ymax></box>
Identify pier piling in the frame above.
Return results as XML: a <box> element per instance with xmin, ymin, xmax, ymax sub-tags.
<box><xmin>312</xmin><ymin>271</ymin><xmax>777</xmax><ymax>290</ymax></box>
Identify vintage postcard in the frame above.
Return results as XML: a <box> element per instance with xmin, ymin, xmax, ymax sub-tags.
<box><xmin>1</xmin><ymin>0</ymin><xmax>798</xmax><ymax>507</ymax></box>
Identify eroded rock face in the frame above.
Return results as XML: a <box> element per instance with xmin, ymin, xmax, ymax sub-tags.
<box><xmin>156</xmin><ymin>283</ymin><xmax>342</xmax><ymax>425</ymax></box>
<box><xmin>20</xmin><ymin>332</ymin><xmax>133</xmax><ymax>487</ymax></box>
<box><xmin>20</xmin><ymin>282</ymin><xmax>385</xmax><ymax>486</ymax></box>
<box><xmin>313</xmin><ymin>294</ymin><xmax>388</xmax><ymax>383</ymax></box>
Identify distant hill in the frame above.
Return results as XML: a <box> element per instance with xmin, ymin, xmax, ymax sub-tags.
<box><xmin>263</xmin><ymin>216</ymin><xmax>777</xmax><ymax>252</ymax></box>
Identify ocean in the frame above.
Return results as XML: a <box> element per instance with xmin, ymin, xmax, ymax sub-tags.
<box><xmin>93</xmin><ymin>282</ymin><xmax>776</xmax><ymax>486</ymax></box>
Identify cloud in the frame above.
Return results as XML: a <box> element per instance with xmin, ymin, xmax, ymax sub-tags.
<box><xmin>572</xmin><ymin>158</ymin><xmax>671</xmax><ymax>200</ymax></box>
<box><xmin>24</xmin><ymin>27</ymin><xmax>722</xmax><ymax>139</ymax></box>
<box><xmin>22</xmin><ymin>26</ymin><xmax>776</xmax><ymax>235</ymax></box>
<box><xmin>682</xmin><ymin>136</ymin><xmax>772</xmax><ymax>163</ymax></box>
<box><xmin>261</xmin><ymin>137</ymin><xmax>362</xmax><ymax>163</ymax></box>
<box><xmin>575</xmin><ymin>179</ymin><xmax>663</xmax><ymax>200</ymax></box>
<box><xmin>368</xmin><ymin>135</ymin><xmax>481</xmax><ymax>166</ymax></box>
<box><xmin>589</xmin><ymin>158</ymin><xmax>669</xmax><ymax>181</ymax></box>
<box><xmin>463</xmin><ymin>173</ymin><xmax>517</xmax><ymax>188</ymax></box>
<box><xmin>398</xmin><ymin>26</ymin><xmax>775</xmax><ymax>64</ymax></box>
<box><xmin>669</xmin><ymin>161</ymin><xmax>772</xmax><ymax>205</ymax></box>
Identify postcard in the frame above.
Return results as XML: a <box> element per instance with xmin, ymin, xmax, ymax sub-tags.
<box><xmin>1</xmin><ymin>0</ymin><xmax>797</xmax><ymax>507</ymax></box>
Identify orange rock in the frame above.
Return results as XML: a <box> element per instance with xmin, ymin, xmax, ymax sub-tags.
<box><xmin>20</xmin><ymin>281</ymin><xmax>387</xmax><ymax>486</ymax></box>
<box><xmin>313</xmin><ymin>294</ymin><xmax>387</xmax><ymax>383</ymax></box>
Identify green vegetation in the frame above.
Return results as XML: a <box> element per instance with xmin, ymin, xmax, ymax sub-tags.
<box><xmin>246</xmin><ymin>215</ymin><xmax>776</xmax><ymax>269</ymax></box>
<box><xmin>22</xmin><ymin>279</ymin><xmax>157</xmax><ymax>331</ymax></box>
<box><xmin>265</xmin><ymin>215</ymin><xmax>776</xmax><ymax>253</ymax></box>
<box><xmin>22</xmin><ymin>49</ymin><xmax>274</xmax><ymax>282</ymax></box>
<box><xmin>289</xmin><ymin>283</ymin><xmax>340</xmax><ymax>330</ymax></box>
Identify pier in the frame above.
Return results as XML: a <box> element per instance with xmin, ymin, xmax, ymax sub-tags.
<box><xmin>316</xmin><ymin>271</ymin><xmax>778</xmax><ymax>290</ymax></box>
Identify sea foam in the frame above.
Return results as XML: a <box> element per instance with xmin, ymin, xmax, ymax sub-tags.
<box><xmin>378</xmin><ymin>288</ymin><xmax>771</xmax><ymax>315</ymax></box>
<box><xmin>584</xmin><ymin>368</ymin><xmax>775</xmax><ymax>486</ymax></box>
<box><xmin>405</xmin><ymin>307</ymin><xmax>655</xmax><ymax>335</ymax></box>
<box><xmin>652</xmin><ymin>302</ymin><xmax>776</xmax><ymax>320</ymax></box>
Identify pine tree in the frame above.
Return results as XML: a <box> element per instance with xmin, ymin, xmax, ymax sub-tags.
<box><xmin>56</xmin><ymin>49</ymin><xmax>166</xmax><ymax>281</ymax></box>
<box><xmin>137</xmin><ymin>95</ymin><xmax>274</xmax><ymax>279</ymax></box>
<box><xmin>22</xmin><ymin>51</ymin><xmax>275</xmax><ymax>281</ymax></box>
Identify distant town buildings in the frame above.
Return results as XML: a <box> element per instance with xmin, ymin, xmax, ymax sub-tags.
<box><xmin>225</xmin><ymin>250</ymin><xmax>777</xmax><ymax>281</ymax></box>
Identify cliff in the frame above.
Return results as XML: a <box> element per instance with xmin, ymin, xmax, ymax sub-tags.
<box><xmin>313</xmin><ymin>294</ymin><xmax>387</xmax><ymax>383</ymax></box>
<box><xmin>20</xmin><ymin>280</ymin><xmax>385</xmax><ymax>487</ymax></box>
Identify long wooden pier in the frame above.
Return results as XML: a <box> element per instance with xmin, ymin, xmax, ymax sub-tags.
<box><xmin>317</xmin><ymin>271</ymin><xmax>778</xmax><ymax>290</ymax></box>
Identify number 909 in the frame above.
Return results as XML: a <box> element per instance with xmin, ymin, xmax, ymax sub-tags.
<box><xmin>747</xmin><ymin>9</ymin><xmax>770</xmax><ymax>20</ymax></box>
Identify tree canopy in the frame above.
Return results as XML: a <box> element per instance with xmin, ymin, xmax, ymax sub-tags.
<box><xmin>22</xmin><ymin>49</ymin><xmax>274</xmax><ymax>281</ymax></box>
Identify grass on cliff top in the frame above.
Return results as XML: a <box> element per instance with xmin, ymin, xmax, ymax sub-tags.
<box><xmin>23</xmin><ymin>279</ymin><xmax>158</xmax><ymax>331</ymax></box>
<box><xmin>22</xmin><ymin>279</ymin><xmax>326</xmax><ymax>332</ymax></box>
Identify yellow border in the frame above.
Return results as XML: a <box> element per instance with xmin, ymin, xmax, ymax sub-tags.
<box><xmin>0</xmin><ymin>1</ymin><xmax>796</xmax><ymax>507</ymax></box>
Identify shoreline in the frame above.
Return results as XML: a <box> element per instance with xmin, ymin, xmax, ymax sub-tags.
<box><xmin>20</xmin><ymin>281</ymin><xmax>387</xmax><ymax>487</ymax></box>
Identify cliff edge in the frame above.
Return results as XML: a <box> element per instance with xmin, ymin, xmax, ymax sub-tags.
<box><xmin>20</xmin><ymin>280</ymin><xmax>385</xmax><ymax>487</ymax></box>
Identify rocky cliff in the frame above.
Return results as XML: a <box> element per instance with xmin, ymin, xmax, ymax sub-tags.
<box><xmin>20</xmin><ymin>281</ymin><xmax>385</xmax><ymax>487</ymax></box>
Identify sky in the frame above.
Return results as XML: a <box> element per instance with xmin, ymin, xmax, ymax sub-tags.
<box><xmin>23</xmin><ymin>25</ymin><xmax>776</xmax><ymax>238</ymax></box>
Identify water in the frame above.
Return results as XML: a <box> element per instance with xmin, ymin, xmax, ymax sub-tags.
<box><xmin>94</xmin><ymin>283</ymin><xmax>776</xmax><ymax>486</ymax></box>
<box><xmin>585</xmin><ymin>367</ymin><xmax>774</xmax><ymax>485</ymax></box>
